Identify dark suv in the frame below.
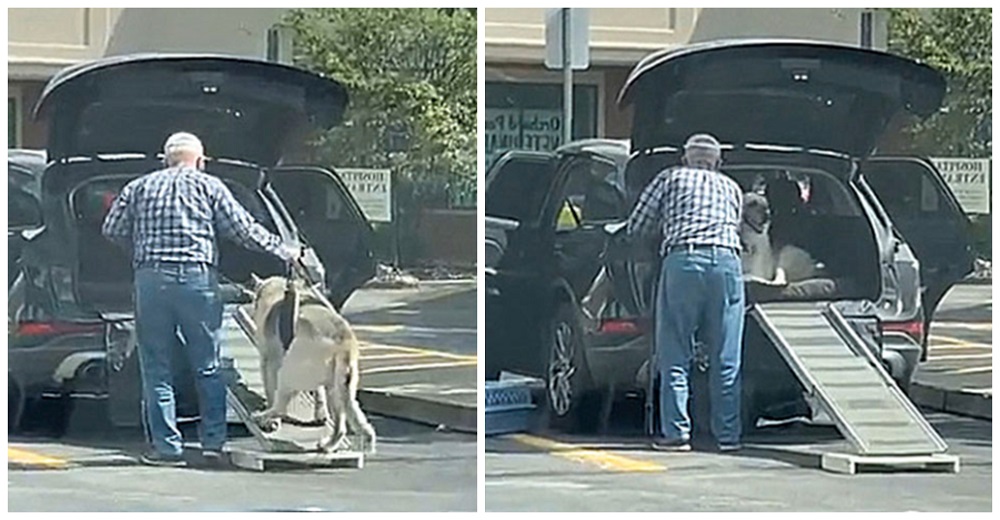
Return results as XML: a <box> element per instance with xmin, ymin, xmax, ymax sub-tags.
<box><xmin>485</xmin><ymin>40</ymin><xmax>974</xmax><ymax>432</ymax></box>
<box><xmin>8</xmin><ymin>54</ymin><xmax>376</xmax><ymax>431</ymax></box>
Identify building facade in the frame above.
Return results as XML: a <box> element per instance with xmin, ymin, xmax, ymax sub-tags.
<box><xmin>485</xmin><ymin>8</ymin><xmax>888</xmax><ymax>163</ymax></box>
<box><xmin>8</xmin><ymin>8</ymin><xmax>289</xmax><ymax>149</ymax></box>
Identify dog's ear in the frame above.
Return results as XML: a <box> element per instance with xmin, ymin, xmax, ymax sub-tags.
<box><xmin>249</xmin><ymin>273</ymin><xmax>263</xmax><ymax>290</ymax></box>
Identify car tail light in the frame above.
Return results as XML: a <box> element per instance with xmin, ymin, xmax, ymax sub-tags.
<box><xmin>17</xmin><ymin>321</ymin><xmax>103</xmax><ymax>337</ymax></box>
<box><xmin>881</xmin><ymin>320</ymin><xmax>924</xmax><ymax>345</ymax></box>
<box><xmin>598</xmin><ymin>318</ymin><xmax>649</xmax><ymax>335</ymax></box>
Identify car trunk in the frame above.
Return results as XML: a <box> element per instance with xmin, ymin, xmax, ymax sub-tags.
<box><xmin>56</xmin><ymin>159</ymin><xmax>287</xmax><ymax>312</ymax></box>
<box><xmin>607</xmin><ymin>148</ymin><xmax>882</xmax><ymax>322</ymax></box>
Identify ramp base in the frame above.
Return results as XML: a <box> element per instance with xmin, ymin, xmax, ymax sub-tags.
<box><xmin>821</xmin><ymin>452</ymin><xmax>959</xmax><ymax>475</ymax></box>
<box><xmin>226</xmin><ymin>447</ymin><xmax>364</xmax><ymax>472</ymax></box>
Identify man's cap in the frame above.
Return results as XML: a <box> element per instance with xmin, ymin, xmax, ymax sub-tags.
<box><xmin>683</xmin><ymin>133</ymin><xmax>722</xmax><ymax>155</ymax></box>
<box><xmin>163</xmin><ymin>132</ymin><xmax>204</xmax><ymax>156</ymax></box>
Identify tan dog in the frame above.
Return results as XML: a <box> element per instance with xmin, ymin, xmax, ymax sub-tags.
<box><xmin>247</xmin><ymin>274</ymin><xmax>376</xmax><ymax>453</ymax></box>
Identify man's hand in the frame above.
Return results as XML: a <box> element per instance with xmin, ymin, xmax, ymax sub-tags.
<box><xmin>279</xmin><ymin>243</ymin><xmax>304</xmax><ymax>264</ymax></box>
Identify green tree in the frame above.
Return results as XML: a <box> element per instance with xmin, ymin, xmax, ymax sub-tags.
<box><xmin>283</xmin><ymin>8</ymin><xmax>477</xmax><ymax>205</ymax></box>
<box><xmin>886</xmin><ymin>8</ymin><xmax>992</xmax><ymax>157</ymax></box>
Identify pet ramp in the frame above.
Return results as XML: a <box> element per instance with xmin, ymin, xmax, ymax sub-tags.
<box><xmin>220</xmin><ymin>304</ymin><xmax>366</xmax><ymax>471</ymax></box>
<box><xmin>748</xmin><ymin>302</ymin><xmax>958</xmax><ymax>474</ymax></box>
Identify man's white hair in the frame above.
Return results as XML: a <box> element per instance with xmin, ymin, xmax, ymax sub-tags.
<box><xmin>682</xmin><ymin>133</ymin><xmax>722</xmax><ymax>169</ymax></box>
<box><xmin>163</xmin><ymin>132</ymin><xmax>204</xmax><ymax>166</ymax></box>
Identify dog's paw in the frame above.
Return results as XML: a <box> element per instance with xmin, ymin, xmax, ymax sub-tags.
<box><xmin>318</xmin><ymin>434</ymin><xmax>351</xmax><ymax>453</ymax></box>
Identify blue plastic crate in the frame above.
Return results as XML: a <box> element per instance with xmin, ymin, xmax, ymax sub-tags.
<box><xmin>485</xmin><ymin>380</ymin><xmax>538</xmax><ymax>436</ymax></box>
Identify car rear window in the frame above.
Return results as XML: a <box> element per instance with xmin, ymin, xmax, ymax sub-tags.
<box><xmin>486</xmin><ymin>157</ymin><xmax>555</xmax><ymax>222</ymax></box>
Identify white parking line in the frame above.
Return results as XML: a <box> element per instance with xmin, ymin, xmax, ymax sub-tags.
<box><xmin>927</xmin><ymin>353</ymin><xmax>993</xmax><ymax>361</ymax></box>
<box><xmin>940</xmin><ymin>366</ymin><xmax>993</xmax><ymax>375</ymax></box>
<box><xmin>932</xmin><ymin>322</ymin><xmax>993</xmax><ymax>331</ymax></box>
<box><xmin>927</xmin><ymin>344</ymin><xmax>993</xmax><ymax>351</ymax></box>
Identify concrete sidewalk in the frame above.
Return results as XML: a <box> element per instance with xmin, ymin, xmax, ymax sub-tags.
<box><xmin>909</xmin><ymin>285</ymin><xmax>992</xmax><ymax>421</ymax></box>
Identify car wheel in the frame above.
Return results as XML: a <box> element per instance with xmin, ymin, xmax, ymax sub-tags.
<box><xmin>542</xmin><ymin>303</ymin><xmax>598</xmax><ymax>433</ymax></box>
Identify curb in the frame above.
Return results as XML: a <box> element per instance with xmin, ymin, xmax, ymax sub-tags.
<box><xmin>8</xmin><ymin>461</ymin><xmax>72</xmax><ymax>471</ymax></box>
<box><xmin>910</xmin><ymin>382</ymin><xmax>992</xmax><ymax>420</ymax></box>
<box><xmin>358</xmin><ymin>389</ymin><xmax>476</xmax><ymax>434</ymax></box>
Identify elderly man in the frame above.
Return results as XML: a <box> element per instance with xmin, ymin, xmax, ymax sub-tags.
<box><xmin>627</xmin><ymin>133</ymin><xmax>745</xmax><ymax>452</ymax></box>
<box><xmin>103</xmin><ymin>132</ymin><xmax>299</xmax><ymax>467</ymax></box>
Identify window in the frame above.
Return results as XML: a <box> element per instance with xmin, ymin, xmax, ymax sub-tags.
<box><xmin>9</xmin><ymin>97</ymin><xmax>20</xmax><ymax>148</ymax></box>
<box><xmin>485</xmin><ymin>81</ymin><xmax>599</xmax><ymax>164</ymax></box>
<box><xmin>864</xmin><ymin>161</ymin><xmax>950</xmax><ymax>219</ymax></box>
<box><xmin>556</xmin><ymin>159</ymin><xmax>621</xmax><ymax>231</ymax></box>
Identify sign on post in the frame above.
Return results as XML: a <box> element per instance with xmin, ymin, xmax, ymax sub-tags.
<box><xmin>544</xmin><ymin>9</ymin><xmax>590</xmax><ymax>70</ymax></box>
<box><xmin>929</xmin><ymin>158</ymin><xmax>991</xmax><ymax>214</ymax></box>
<box><xmin>485</xmin><ymin>108</ymin><xmax>565</xmax><ymax>159</ymax></box>
<box><xmin>338</xmin><ymin>168</ymin><xmax>392</xmax><ymax>222</ymax></box>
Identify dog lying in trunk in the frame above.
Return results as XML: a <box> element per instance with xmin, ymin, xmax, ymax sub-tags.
<box><xmin>739</xmin><ymin>192</ymin><xmax>835</xmax><ymax>299</ymax></box>
<box><xmin>248</xmin><ymin>274</ymin><xmax>377</xmax><ymax>453</ymax></box>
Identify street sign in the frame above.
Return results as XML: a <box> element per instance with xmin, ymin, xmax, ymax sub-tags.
<box><xmin>544</xmin><ymin>8</ymin><xmax>590</xmax><ymax>70</ymax></box>
<box><xmin>338</xmin><ymin>168</ymin><xmax>393</xmax><ymax>222</ymax></box>
<box><xmin>930</xmin><ymin>158</ymin><xmax>991</xmax><ymax>214</ymax></box>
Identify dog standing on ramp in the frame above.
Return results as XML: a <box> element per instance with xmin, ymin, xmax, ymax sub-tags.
<box><xmin>248</xmin><ymin>274</ymin><xmax>376</xmax><ymax>453</ymax></box>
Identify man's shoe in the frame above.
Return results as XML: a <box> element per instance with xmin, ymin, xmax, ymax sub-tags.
<box><xmin>718</xmin><ymin>443</ymin><xmax>742</xmax><ymax>453</ymax></box>
<box><xmin>651</xmin><ymin>438</ymin><xmax>692</xmax><ymax>452</ymax></box>
<box><xmin>199</xmin><ymin>449</ymin><xmax>228</xmax><ymax>468</ymax></box>
<box><xmin>139</xmin><ymin>450</ymin><xmax>186</xmax><ymax>468</ymax></box>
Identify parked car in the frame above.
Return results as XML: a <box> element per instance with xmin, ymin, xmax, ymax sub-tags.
<box><xmin>8</xmin><ymin>54</ymin><xmax>376</xmax><ymax>432</ymax></box>
<box><xmin>8</xmin><ymin>149</ymin><xmax>46</xmax><ymax>287</ymax></box>
<box><xmin>485</xmin><ymin>40</ymin><xmax>974</xmax><ymax>433</ymax></box>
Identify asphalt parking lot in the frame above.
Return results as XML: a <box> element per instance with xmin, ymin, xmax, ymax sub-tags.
<box><xmin>916</xmin><ymin>284</ymin><xmax>992</xmax><ymax>398</ymax></box>
<box><xmin>486</xmin><ymin>410</ymin><xmax>990</xmax><ymax>512</ymax></box>
<box><xmin>8</xmin><ymin>284</ymin><xmax>477</xmax><ymax>512</ymax></box>
<box><xmin>486</xmin><ymin>283</ymin><xmax>993</xmax><ymax>512</ymax></box>
<box><xmin>10</xmin><ymin>416</ymin><xmax>476</xmax><ymax>512</ymax></box>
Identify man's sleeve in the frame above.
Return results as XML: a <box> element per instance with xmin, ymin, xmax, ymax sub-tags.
<box><xmin>101</xmin><ymin>182</ymin><xmax>134</xmax><ymax>248</ymax></box>
<box><xmin>211</xmin><ymin>180</ymin><xmax>291</xmax><ymax>261</ymax></box>
<box><xmin>626</xmin><ymin>173</ymin><xmax>664</xmax><ymax>238</ymax></box>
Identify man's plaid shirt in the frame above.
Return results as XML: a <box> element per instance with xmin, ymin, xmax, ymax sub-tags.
<box><xmin>102</xmin><ymin>166</ymin><xmax>288</xmax><ymax>267</ymax></box>
<box><xmin>626</xmin><ymin>166</ymin><xmax>743</xmax><ymax>256</ymax></box>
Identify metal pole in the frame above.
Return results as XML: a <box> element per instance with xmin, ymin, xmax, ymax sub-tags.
<box><xmin>860</xmin><ymin>10</ymin><xmax>873</xmax><ymax>49</ymax></box>
<box><xmin>562</xmin><ymin>8</ymin><xmax>573</xmax><ymax>147</ymax></box>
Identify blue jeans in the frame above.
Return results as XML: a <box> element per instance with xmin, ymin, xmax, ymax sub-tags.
<box><xmin>655</xmin><ymin>246</ymin><xmax>745</xmax><ymax>445</ymax></box>
<box><xmin>135</xmin><ymin>263</ymin><xmax>226</xmax><ymax>456</ymax></box>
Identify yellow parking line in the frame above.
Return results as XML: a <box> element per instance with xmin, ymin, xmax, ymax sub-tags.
<box><xmin>363</xmin><ymin>360</ymin><xmax>478</xmax><ymax>375</ymax></box>
<box><xmin>360</xmin><ymin>343</ymin><xmax>478</xmax><ymax>362</ymax></box>
<box><xmin>352</xmin><ymin>324</ymin><xmax>406</xmax><ymax>333</ymax></box>
<box><xmin>8</xmin><ymin>447</ymin><xmax>69</xmax><ymax>469</ymax></box>
<box><xmin>510</xmin><ymin>434</ymin><xmax>665</xmax><ymax>473</ymax></box>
